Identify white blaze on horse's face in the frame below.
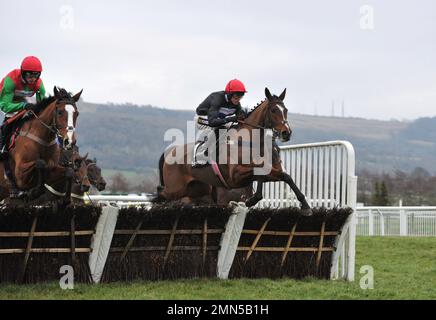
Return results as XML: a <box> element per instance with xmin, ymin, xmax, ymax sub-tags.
<box><xmin>276</xmin><ymin>104</ymin><xmax>291</xmax><ymax>131</ymax></box>
<box><xmin>65</xmin><ymin>104</ymin><xmax>76</xmax><ymax>146</ymax></box>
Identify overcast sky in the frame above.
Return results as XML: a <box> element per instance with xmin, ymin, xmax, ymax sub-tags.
<box><xmin>1</xmin><ymin>0</ymin><xmax>435</xmax><ymax>120</ymax></box>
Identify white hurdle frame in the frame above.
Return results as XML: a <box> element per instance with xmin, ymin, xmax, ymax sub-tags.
<box><xmin>257</xmin><ymin>140</ymin><xmax>358</xmax><ymax>281</ymax></box>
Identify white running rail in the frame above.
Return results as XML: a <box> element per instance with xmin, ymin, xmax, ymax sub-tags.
<box><xmin>356</xmin><ymin>206</ymin><xmax>436</xmax><ymax>237</ymax></box>
<box><xmin>86</xmin><ymin>195</ymin><xmax>153</xmax><ymax>208</ymax></box>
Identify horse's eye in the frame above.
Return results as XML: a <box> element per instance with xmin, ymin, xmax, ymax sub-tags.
<box><xmin>271</xmin><ymin>109</ymin><xmax>277</xmax><ymax>113</ymax></box>
<box><xmin>57</xmin><ymin>110</ymin><xmax>63</xmax><ymax>116</ymax></box>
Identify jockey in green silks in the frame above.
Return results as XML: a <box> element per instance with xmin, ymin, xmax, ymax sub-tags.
<box><xmin>0</xmin><ymin>56</ymin><xmax>46</xmax><ymax>157</ymax></box>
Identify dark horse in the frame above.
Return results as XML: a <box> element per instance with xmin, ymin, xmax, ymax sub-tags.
<box><xmin>34</xmin><ymin>150</ymin><xmax>91</xmax><ymax>204</ymax></box>
<box><xmin>0</xmin><ymin>87</ymin><xmax>83</xmax><ymax>202</ymax></box>
<box><xmin>37</xmin><ymin>153</ymin><xmax>107</xmax><ymax>204</ymax></box>
<box><xmin>83</xmin><ymin>158</ymin><xmax>106</xmax><ymax>192</ymax></box>
<box><xmin>157</xmin><ymin>88</ymin><xmax>312</xmax><ymax>215</ymax></box>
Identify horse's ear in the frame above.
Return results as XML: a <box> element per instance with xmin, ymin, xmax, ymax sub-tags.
<box><xmin>93</xmin><ymin>158</ymin><xmax>97</xmax><ymax>164</ymax></box>
<box><xmin>265</xmin><ymin>88</ymin><xmax>273</xmax><ymax>101</ymax></box>
<box><xmin>82</xmin><ymin>152</ymin><xmax>89</xmax><ymax>160</ymax></box>
<box><xmin>54</xmin><ymin>86</ymin><xmax>60</xmax><ymax>98</ymax></box>
<box><xmin>73</xmin><ymin>89</ymin><xmax>83</xmax><ymax>102</ymax></box>
<box><xmin>279</xmin><ymin>88</ymin><xmax>286</xmax><ymax>101</ymax></box>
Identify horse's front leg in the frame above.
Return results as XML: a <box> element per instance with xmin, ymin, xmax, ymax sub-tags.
<box><xmin>26</xmin><ymin>159</ymin><xmax>47</xmax><ymax>199</ymax></box>
<box><xmin>35</xmin><ymin>159</ymin><xmax>47</xmax><ymax>190</ymax></box>
<box><xmin>280</xmin><ymin>172</ymin><xmax>312</xmax><ymax>216</ymax></box>
<box><xmin>245</xmin><ymin>179</ymin><xmax>264</xmax><ymax>207</ymax></box>
<box><xmin>46</xmin><ymin>165</ymin><xmax>73</xmax><ymax>206</ymax></box>
<box><xmin>63</xmin><ymin>168</ymin><xmax>74</xmax><ymax>206</ymax></box>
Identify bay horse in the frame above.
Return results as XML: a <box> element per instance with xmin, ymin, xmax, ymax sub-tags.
<box><xmin>0</xmin><ymin>86</ymin><xmax>83</xmax><ymax>201</ymax></box>
<box><xmin>157</xmin><ymin>88</ymin><xmax>312</xmax><ymax>215</ymax></box>
<box><xmin>41</xmin><ymin>154</ymin><xmax>107</xmax><ymax>204</ymax></box>
<box><xmin>84</xmin><ymin>158</ymin><xmax>106</xmax><ymax>192</ymax></box>
<box><xmin>19</xmin><ymin>151</ymin><xmax>91</xmax><ymax>205</ymax></box>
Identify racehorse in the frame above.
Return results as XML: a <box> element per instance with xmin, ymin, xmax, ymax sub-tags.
<box><xmin>23</xmin><ymin>150</ymin><xmax>91</xmax><ymax>205</ymax></box>
<box><xmin>69</xmin><ymin>157</ymin><xmax>106</xmax><ymax>204</ymax></box>
<box><xmin>0</xmin><ymin>87</ymin><xmax>83</xmax><ymax>202</ymax></box>
<box><xmin>84</xmin><ymin>158</ymin><xmax>106</xmax><ymax>192</ymax></box>
<box><xmin>157</xmin><ymin>88</ymin><xmax>312</xmax><ymax>215</ymax></box>
<box><xmin>35</xmin><ymin>152</ymin><xmax>107</xmax><ymax>204</ymax></box>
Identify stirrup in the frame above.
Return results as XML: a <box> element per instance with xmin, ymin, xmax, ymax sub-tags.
<box><xmin>192</xmin><ymin>155</ymin><xmax>208</xmax><ymax>167</ymax></box>
<box><xmin>192</xmin><ymin>156</ymin><xmax>208</xmax><ymax>167</ymax></box>
<box><xmin>10</xmin><ymin>190</ymin><xmax>26</xmax><ymax>199</ymax></box>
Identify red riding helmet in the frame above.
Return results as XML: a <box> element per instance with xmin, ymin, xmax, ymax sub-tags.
<box><xmin>21</xmin><ymin>56</ymin><xmax>43</xmax><ymax>72</ymax></box>
<box><xmin>225</xmin><ymin>79</ymin><xmax>247</xmax><ymax>93</ymax></box>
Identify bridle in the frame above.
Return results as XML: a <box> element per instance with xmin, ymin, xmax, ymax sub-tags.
<box><xmin>238</xmin><ymin>99</ymin><xmax>290</xmax><ymax>138</ymax></box>
<box><xmin>72</xmin><ymin>157</ymin><xmax>91</xmax><ymax>187</ymax></box>
<box><xmin>85</xmin><ymin>161</ymin><xmax>99</xmax><ymax>186</ymax></box>
<box><xmin>29</xmin><ymin>99</ymin><xmax>77</xmax><ymax>150</ymax></box>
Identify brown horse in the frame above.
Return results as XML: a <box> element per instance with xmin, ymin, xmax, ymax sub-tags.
<box><xmin>42</xmin><ymin>154</ymin><xmax>107</xmax><ymax>204</ymax></box>
<box><xmin>84</xmin><ymin>158</ymin><xmax>106</xmax><ymax>192</ymax></box>
<box><xmin>157</xmin><ymin>88</ymin><xmax>312</xmax><ymax>214</ymax></box>
<box><xmin>23</xmin><ymin>151</ymin><xmax>91</xmax><ymax>205</ymax></box>
<box><xmin>0</xmin><ymin>87</ymin><xmax>82</xmax><ymax>201</ymax></box>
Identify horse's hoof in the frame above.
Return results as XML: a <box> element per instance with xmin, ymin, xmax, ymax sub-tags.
<box><xmin>301</xmin><ymin>208</ymin><xmax>313</xmax><ymax>216</ymax></box>
<box><xmin>10</xmin><ymin>190</ymin><xmax>27</xmax><ymax>200</ymax></box>
<box><xmin>245</xmin><ymin>197</ymin><xmax>260</xmax><ymax>207</ymax></box>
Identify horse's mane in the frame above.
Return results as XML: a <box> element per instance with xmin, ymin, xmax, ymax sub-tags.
<box><xmin>32</xmin><ymin>96</ymin><xmax>56</xmax><ymax>114</ymax></box>
<box><xmin>246</xmin><ymin>99</ymin><xmax>266</xmax><ymax>117</ymax></box>
<box><xmin>32</xmin><ymin>88</ymin><xmax>74</xmax><ymax>115</ymax></box>
<box><xmin>246</xmin><ymin>95</ymin><xmax>283</xmax><ymax>117</ymax></box>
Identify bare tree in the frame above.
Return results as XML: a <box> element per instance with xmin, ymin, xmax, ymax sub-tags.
<box><xmin>109</xmin><ymin>173</ymin><xmax>130</xmax><ymax>193</ymax></box>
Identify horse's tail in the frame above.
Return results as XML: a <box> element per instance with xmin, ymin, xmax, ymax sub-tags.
<box><xmin>158</xmin><ymin>152</ymin><xmax>165</xmax><ymax>187</ymax></box>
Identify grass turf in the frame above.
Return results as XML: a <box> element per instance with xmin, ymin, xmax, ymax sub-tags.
<box><xmin>0</xmin><ymin>236</ymin><xmax>435</xmax><ymax>300</ymax></box>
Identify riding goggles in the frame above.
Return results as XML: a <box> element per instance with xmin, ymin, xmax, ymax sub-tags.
<box><xmin>22</xmin><ymin>71</ymin><xmax>41</xmax><ymax>80</ymax></box>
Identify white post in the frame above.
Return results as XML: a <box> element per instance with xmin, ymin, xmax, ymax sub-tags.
<box><xmin>399</xmin><ymin>208</ymin><xmax>407</xmax><ymax>236</ymax></box>
<box><xmin>368</xmin><ymin>209</ymin><xmax>374</xmax><ymax>236</ymax></box>
<box><xmin>89</xmin><ymin>204</ymin><xmax>120</xmax><ymax>284</ymax></box>
<box><xmin>346</xmin><ymin>175</ymin><xmax>357</xmax><ymax>281</ymax></box>
<box><xmin>379</xmin><ymin>210</ymin><xmax>385</xmax><ymax>236</ymax></box>
<box><xmin>217</xmin><ymin>203</ymin><xmax>248</xmax><ymax>279</ymax></box>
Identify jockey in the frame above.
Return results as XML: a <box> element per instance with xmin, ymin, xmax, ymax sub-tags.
<box><xmin>193</xmin><ymin>79</ymin><xmax>247</xmax><ymax>167</ymax></box>
<box><xmin>0</xmin><ymin>56</ymin><xmax>46</xmax><ymax>157</ymax></box>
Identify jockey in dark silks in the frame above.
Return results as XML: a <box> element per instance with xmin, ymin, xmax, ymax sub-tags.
<box><xmin>193</xmin><ymin>79</ymin><xmax>247</xmax><ymax>167</ymax></box>
<box><xmin>0</xmin><ymin>56</ymin><xmax>46</xmax><ymax>159</ymax></box>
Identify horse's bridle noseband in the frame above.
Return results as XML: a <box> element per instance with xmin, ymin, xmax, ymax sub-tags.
<box><xmin>30</xmin><ymin>99</ymin><xmax>77</xmax><ymax>150</ymax></box>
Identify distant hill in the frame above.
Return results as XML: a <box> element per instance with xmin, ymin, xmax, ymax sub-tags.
<box><xmin>76</xmin><ymin>100</ymin><xmax>436</xmax><ymax>175</ymax></box>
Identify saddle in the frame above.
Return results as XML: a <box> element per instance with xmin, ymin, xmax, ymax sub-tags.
<box><xmin>1</xmin><ymin>110</ymin><xmax>36</xmax><ymax>196</ymax></box>
<box><xmin>3</xmin><ymin>110</ymin><xmax>32</xmax><ymax>151</ymax></box>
